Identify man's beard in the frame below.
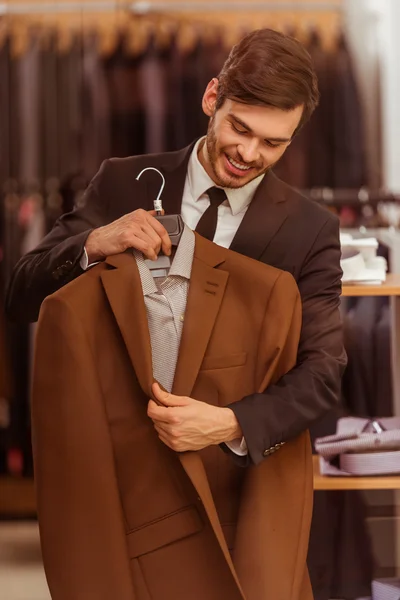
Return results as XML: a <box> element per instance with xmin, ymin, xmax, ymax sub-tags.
<box><xmin>205</xmin><ymin>117</ymin><xmax>272</xmax><ymax>189</ymax></box>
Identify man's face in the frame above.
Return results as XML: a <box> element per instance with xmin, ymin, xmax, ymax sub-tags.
<box><xmin>200</xmin><ymin>81</ymin><xmax>303</xmax><ymax>189</ymax></box>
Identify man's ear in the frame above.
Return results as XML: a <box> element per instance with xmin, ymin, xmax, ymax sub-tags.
<box><xmin>202</xmin><ymin>78</ymin><xmax>219</xmax><ymax>117</ymax></box>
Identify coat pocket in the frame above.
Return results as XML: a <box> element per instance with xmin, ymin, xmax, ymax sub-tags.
<box><xmin>126</xmin><ymin>506</ymin><xmax>203</xmax><ymax>558</ymax></box>
<box><xmin>201</xmin><ymin>352</ymin><xmax>247</xmax><ymax>371</ymax></box>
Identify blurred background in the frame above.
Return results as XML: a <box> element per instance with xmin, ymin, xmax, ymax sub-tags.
<box><xmin>1</xmin><ymin>1</ymin><xmax>400</xmax><ymax>599</ymax></box>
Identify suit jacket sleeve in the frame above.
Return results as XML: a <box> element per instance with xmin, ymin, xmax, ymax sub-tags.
<box><xmin>229</xmin><ymin>215</ymin><xmax>347</xmax><ymax>466</ymax></box>
<box><xmin>32</xmin><ymin>294</ymin><xmax>136</xmax><ymax>600</ymax></box>
<box><xmin>5</xmin><ymin>160</ymin><xmax>112</xmax><ymax>323</ymax></box>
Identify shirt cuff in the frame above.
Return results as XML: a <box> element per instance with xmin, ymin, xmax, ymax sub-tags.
<box><xmin>80</xmin><ymin>248</ymin><xmax>100</xmax><ymax>271</ymax></box>
<box><xmin>80</xmin><ymin>248</ymin><xmax>89</xmax><ymax>270</ymax></box>
<box><xmin>225</xmin><ymin>436</ymin><xmax>248</xmax><ymax>456</ymax></box>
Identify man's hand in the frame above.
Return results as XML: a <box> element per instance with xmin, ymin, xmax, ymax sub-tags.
<box><xmin>147</xmin><ymin>383</ymin><xmax>243</xmax><ymax>452</ymax></box>
<box><xmin>85</xmin><ymin>209</ymin><xmax>171</xmax><ymax>263</ymax></box>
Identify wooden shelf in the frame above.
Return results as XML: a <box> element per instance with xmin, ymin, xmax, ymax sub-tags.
<box><xmin>313</xmin><ymin>455</ymin><xmax>400</xmax><ymax>490</ymax></box>
<box><xmin>2</xmin><ymin>459</ymin><xmax>400</xmax><ymax>517</ymax></box>
<box><xmin>342</xmin><ymin>273</ymin><xmax>400</xmax><ymax>296</ymax></box>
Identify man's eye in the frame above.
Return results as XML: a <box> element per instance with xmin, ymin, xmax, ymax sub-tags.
<box><xmin>265</xmin><ymin>140</ymin><xmax>280</xmax><ymax>148</ymax></box>
<box><xmin>231</xmin><ymin>123</ymin><xmax>247</xmax><ymax>135</ymax></box>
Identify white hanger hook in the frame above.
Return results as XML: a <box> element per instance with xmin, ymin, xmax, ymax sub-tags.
<box><xmin>136</xmin><ymin>167</ymin><xmax>165</xmax><ymax>213</ymax></box>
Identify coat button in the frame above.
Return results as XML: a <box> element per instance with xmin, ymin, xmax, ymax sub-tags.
<box><xmin>60</xmin><ymin>260</ymin><xmax>73</xmax><ymax>273</ymax></box>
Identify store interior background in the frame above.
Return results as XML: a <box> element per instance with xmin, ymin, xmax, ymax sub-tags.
<box><xmin>1</xmin><ymin>0</ymin><xmax>400</xmax><ymax>599</ymax></box>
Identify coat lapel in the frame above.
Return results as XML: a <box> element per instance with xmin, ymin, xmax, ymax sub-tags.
<box><xmin>172</xmin><ymin>234</ymin><xmax>228</xmax><ymax>397</ymax></box>
<box><xmin>229</xmin><ymin>170</ymin><xmax>289</xmax><ymax>260</ymax></box>
<box><xmin>100</xmin><ymin>254</ymin><xmax>154</xmax><ymax>398</ymax></box>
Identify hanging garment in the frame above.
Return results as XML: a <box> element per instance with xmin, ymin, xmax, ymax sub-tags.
<box><xmin>0</xmin><ymin>35</ymin><xmax>11</xmax><ymax>186</ymax></box>
<box><xmin>32</xmin><ymin>230</ymin><xmax>313</xmax><ymax>600</ymax></box>
<box><xmin>164</xmin><ymin>35</ymin><xmax>187</xmax><ymax>151</ymax></box>
<box><xmin>374</xmin><ymin>303</ymin><xmax>393</xmax><ymax>417</ymax></box>
<box><xmin>332</xmin><ymin>31</ymin><xmax>367</xmax><ymax>188</ymax></box>
<box><xmin>18</xmin><ymin>32</ymin><xmax>43</xmax><ymax>188</ymax></box>
<box><xmin>138</xmin><ymin>35</ymin><xmax>168</xmax><ymax>155</ymax></box>
<box><xmin>342</xmin><ymin>296</ymin><xmax>388</xmax><ymax>417</ymax></box>
<box><xmin>181</xmin><ymin>38</ymin><xmax>210</xmax><ymax>143</ymax></box>
<box><xmin>41</xmin><ymin>32</ymin><xmax>59</xmax><ymax>182</ymax></box>
<box><xmin>81</xmin><ymin>32</ymin><xmax>111</xmax><ymax>181</ymax></box>
<box><xmin>57</xmin><ymin>34</ymin><xmax>84</xmax><ymax>181</ymax></box>
<box><xmin>104</xmin><ymin>35</ymin><xmax>146</xmax><ymax>158</ymax></box>
<box><xmin>306</xmin><ymin>29</ymin><xmax>335</xmax><ymax>188</ymax></box>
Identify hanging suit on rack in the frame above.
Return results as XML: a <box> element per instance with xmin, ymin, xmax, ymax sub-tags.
<box><xmin>32</xmin><ymin>230</ymin><xmax>313</xmax><ymax>600</ymax></box>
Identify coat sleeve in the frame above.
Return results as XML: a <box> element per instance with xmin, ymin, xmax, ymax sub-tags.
<box><xmin>32</xmin><ymin>294</ymin><xmax>136</xmax><ymax>600</ymax></box>
<box><xmin>229</xmin><ymin>216</ymin><xmax>347</xmax><ymax>466</ymax></box>
<box><xmin>5</xmin><ymin>160</ymin><xmax>112</xmax><ymax>323</ymax></box>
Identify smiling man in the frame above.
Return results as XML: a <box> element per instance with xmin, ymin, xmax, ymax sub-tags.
<box><xmin>6</xmin><ymin>29</ymin><xmax>346</xmax><ymax>466</ymax></box>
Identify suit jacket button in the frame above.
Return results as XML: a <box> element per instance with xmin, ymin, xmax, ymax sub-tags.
<box><xmin>64</xmin><ymin>260</ymin><xmax>73</xmax><ymax>271</ymax></box>
<box><xmin>52</xmin><ymin>269</ymin><xmax>60</xmax><ymax>280</ymax></box>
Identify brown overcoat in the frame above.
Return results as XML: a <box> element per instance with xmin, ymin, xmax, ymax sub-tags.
<box><xmin>32</xmin><ymin>233</ymin><xmax>313</xmax><ymax>600</ymax></box>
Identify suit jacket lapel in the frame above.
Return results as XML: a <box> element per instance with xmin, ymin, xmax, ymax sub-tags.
<box><xmin>229</xmin><ymin>170</ymin><xmax>289</xmax><ymax>260</ymax></box>
<box><xmin>100</xmin><ymin>255</ymin><xmax>154</xmax><ymax>398</ymax></box>
<box><xmin>172</xmin><ymin>234</ymin><xmax>228</xmax><ymax>397</ymax></box>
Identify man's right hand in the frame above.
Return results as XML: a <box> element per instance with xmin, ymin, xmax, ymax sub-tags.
<box><xmin>85</xmin><ymin>209</ymin><xmax>172</xmax><ymax>263</ymax></box>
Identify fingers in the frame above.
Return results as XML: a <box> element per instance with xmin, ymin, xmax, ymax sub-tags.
<box><xmin>152</xmin><ymin>382</ymin><xmax>169</xmax><ymax>404</ymax></box>
<box><xmin>145</xmin><ymin>212</ymin><xmax>172</xmax><ymax>257</ymax></box>
<box><xmin>123</xmin><ymin>210</ymin><xmax>171</xmax><ymax>260</ymax></box>
<box><xmin>140</xmin><ymin>223</ymin><xmax>163</xmax><ymax>259</ymax></box>
<box><xmin>152</xmin><ymin>383</ymin><xmax>186</xmax><ymax>407</ymax></box>
<box><xmin>147</xmin><ymin>399</ymin><xmax>175</xmax><ymax>423</ymax></box>
<box><xmin>125</xmin><ymin>228</ymin><xmax>158</xmax><ymax>261</ymax></box>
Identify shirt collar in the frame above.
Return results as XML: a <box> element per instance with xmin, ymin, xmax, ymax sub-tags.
<box><xmin>133</xmin><ymin>225</ymin><xmax>195</xmax><ymax>296</ymax></box>
<box><xmin>187</xmin><ymin>136</ymin><xmax>265</xmax><ymax>216</ymax></box>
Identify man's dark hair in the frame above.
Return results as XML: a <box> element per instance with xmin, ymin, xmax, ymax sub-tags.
<box><xmin>217</xmin><ymin>28</ymin><xmax>320</xmax><ymax>134</ymax></box>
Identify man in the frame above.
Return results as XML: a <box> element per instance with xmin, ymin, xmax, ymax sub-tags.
<box><xmin>6</xmin><ymin>28</ymin><xmax>346</xmax><ymax>465</ymax></box>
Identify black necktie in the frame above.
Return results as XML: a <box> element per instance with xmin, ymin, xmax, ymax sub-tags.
<box><xmin>195</xmin><ymin>187</ymin><xmax>227</xmax><ymax>242</ymax></box>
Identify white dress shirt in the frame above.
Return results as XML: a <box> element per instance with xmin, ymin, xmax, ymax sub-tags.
<box><xmin>181</xmin><ymin>137</ymin><xmax>264</xmax><ymax>248</ymax></box>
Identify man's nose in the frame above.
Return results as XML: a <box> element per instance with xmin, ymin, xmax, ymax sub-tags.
<box><xmin>237</xmin><ymin>139</ymin><xmax>260</xmax><ymax>164</ymax></box>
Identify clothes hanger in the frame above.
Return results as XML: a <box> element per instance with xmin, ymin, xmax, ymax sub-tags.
<box><xmin>136</xmin><ymin>167</ymin><xmax>184</xmax><ymax>278</ymax></box>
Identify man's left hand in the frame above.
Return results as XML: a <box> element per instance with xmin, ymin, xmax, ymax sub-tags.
<box><xmin>148</xmin><ymin>382</ymin><xmax>243</xmax><ymax>452</ymax></box>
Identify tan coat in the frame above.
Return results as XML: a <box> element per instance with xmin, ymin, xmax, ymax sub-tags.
<box><xmin>32</xmin><ymin>233</ymin><xmax>314</xmax><ymax>600</ymax></box>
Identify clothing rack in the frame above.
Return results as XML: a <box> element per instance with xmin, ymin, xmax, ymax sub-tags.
<box><xmin>0</xmin><ymin>1</ymin><xmax>343</xmax><ymax>16</ymax></box>
<box><xmin>306</xmin><ymin>188</ymin><xmax>400</xmax><ymax>207</ymax></box>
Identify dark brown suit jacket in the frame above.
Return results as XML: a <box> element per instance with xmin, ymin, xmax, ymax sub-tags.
<box><xmin>6</xmin><ymin>142</ymin><xmax>346</xmax><ymax>465</ymax></box>
<box><xmin>32</xmin><ymin>234</ymin><xmax>313</xmax><ymax>599</ymax></box>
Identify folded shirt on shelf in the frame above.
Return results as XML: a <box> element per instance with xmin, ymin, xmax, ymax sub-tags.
<box><xmin>315</xmin><ymin>417</ymin><xmax>400</xmax><ymax>476</ymax></box>
<box><xmin>372</xmin><ymin>578</ymin><xmax>400</xmax><ymax>600</ymax></box>
<box><xmin>340</xmin><ymin>233</ymin><xmax>387</xmax><ymax>283</ymax></box>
